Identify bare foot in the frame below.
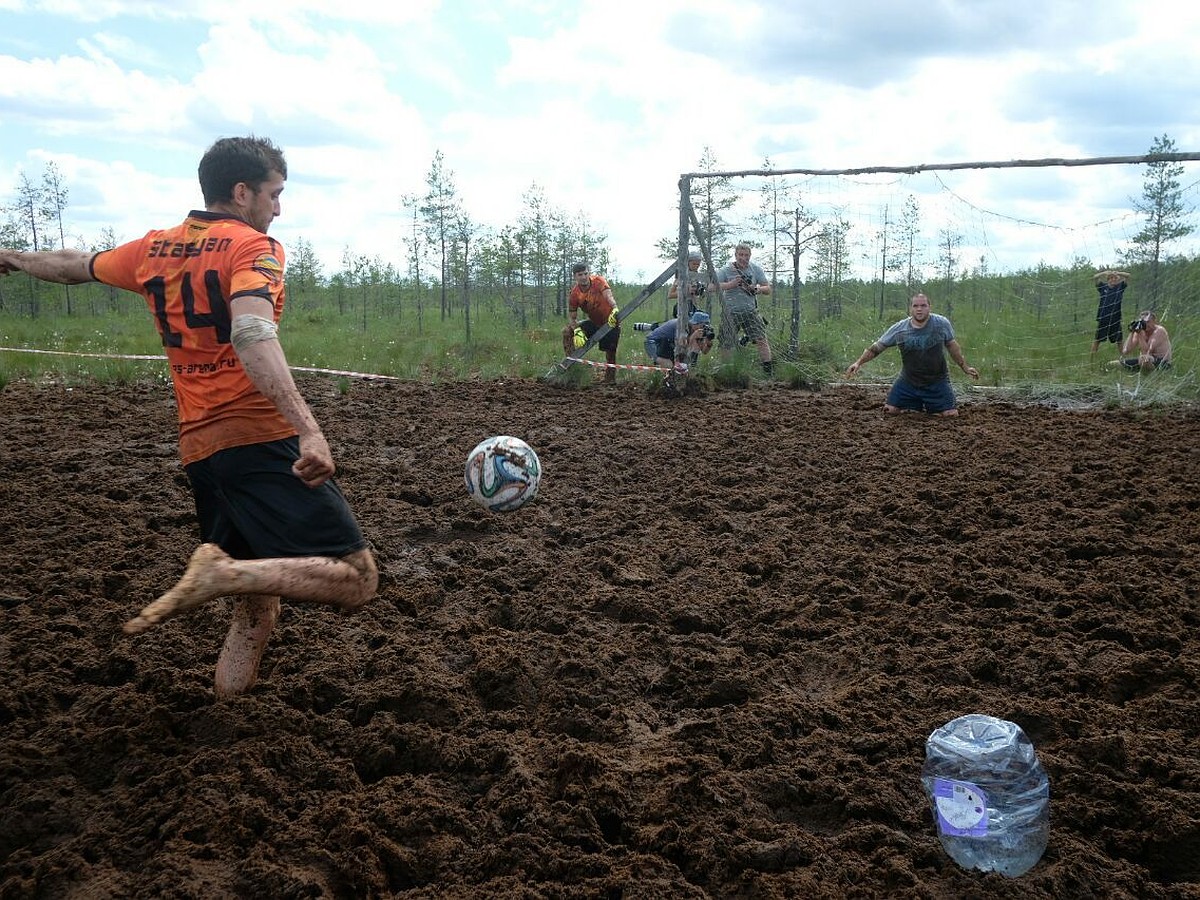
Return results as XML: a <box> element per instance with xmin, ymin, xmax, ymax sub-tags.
<box><xmin>123</xmin><ymin>543</ymin><xmax>232</xmax><ymax>635</ymax></box>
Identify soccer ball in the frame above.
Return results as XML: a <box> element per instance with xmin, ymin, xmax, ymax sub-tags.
<box><xmin>464</xmin><ymin>436</ymin><xmax>542</xmax><ymax>512</ymax></box>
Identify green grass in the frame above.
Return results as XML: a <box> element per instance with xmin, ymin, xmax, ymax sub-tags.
<box><xmin>2</xmin><ymin>290</ymin><xmax>1195</xmax><ymax>409</ymax></box>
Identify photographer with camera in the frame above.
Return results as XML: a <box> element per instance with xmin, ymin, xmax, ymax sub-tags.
<box><xmin>667</xmin><ymin>249</ymin><xmax>712</xmax><ymax>319</ymax></box>
<box><xmin>644</xmin><ymin>311</ymin><xmax>715</xmax><ymax>369</ymax></box>
<box><xmin>1116</xmin><ymin>311</ymin><xmax>1172</xmax><ymax>372</ymax></box>
<box><xmin>717</xmin><ymin>242</ymin><xmax>773</xmax><ymax>376</ymax></box>
<box><xmin>1091</xmin><ymin>268</ymin><xmax>1132</xmax><ymax>356</ymax></box>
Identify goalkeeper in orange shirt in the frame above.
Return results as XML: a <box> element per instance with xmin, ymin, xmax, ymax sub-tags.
<box><xmin>562</xmin><ymin>261</ymin><xmax>621</xmax><ymax>383</ymax></box>
<box><xmin>0</xmin><ymin>136</ymin><xmax>378</xmax><ymax>699</ymax></box>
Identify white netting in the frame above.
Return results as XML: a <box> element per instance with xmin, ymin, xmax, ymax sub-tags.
<box><xmin>676</xmin><ymin>157</ymin><xmax>1200</xmax><ymax>405</ymax></box>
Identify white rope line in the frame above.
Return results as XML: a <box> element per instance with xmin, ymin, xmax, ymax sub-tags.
<box><xmin>1</xmin><ymin>346</ymin><xmax>166</xmax><ymax>361</ymax></box>
<box><xmin>564</xmin><ymin>356</ymin><xmax>675</xmax><ymax>373</ymax></box>
<box><xmin>3</xmin><ymin>346</ymin><xmax>1040</xmax><ymax>391</ymax></box>
<box><xmin>0</xmin><ymin>346</ymin><xmax>402</xmax><ymax>381</ymax></box>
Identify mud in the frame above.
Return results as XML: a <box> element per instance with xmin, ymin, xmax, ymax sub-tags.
<box><xmin>1</xmin><ymin>375</ymin><xmax>1198</xmax><ymax>898</ymax></box>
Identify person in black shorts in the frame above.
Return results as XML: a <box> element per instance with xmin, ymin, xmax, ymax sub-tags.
<box><xmin>0</xmin><ymin>136</ymin><xmax>378</xmax><ymax>699</ymax></box>
<box><xmin>563</xmin><ymin>262</ymin><xmax>621</xmax><ymax>383</ymax></box>
<box><xmin>1091</xmin><ymin>269</ymin><xmax>1131</xmax><ymax>356</ymax></box>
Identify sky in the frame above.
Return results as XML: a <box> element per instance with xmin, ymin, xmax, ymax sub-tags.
<box><xmin>2</xmin><ymin>0</ymin><xmax>1199</xmax><ymax>283</ymax></box>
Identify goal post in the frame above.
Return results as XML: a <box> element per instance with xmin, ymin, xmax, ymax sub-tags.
<box><xmin>674</xmin><ymin>151</ymin><xmax>1200</xmax><ymax>403</ymax></box>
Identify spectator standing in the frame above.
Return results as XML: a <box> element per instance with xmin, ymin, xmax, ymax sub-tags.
<box><xmin>716</xmin><ymin>243</ymin><xmax>773</xmax><ymax>376</ymax></box>
<box><xmin>668</xmin><ymin>249</ymin><xmax>710</xmax><ymax>319</ymax></box>
<box><xmin>1091</xmin><ymin>269</ymin><xmax>1131</xmax><ymax>356</ymax></box>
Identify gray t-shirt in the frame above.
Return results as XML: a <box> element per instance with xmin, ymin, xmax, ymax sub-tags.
<box><xmin>876</xmin><ymin>314</ymin><xmax>956</xmax><ymax>387</ymax></box>
<box><xmin>718</xmin><ymin>261</ymin><xmax>767</xmax><ymax>313</ymax></box>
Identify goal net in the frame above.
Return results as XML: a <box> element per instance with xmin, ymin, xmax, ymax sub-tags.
<box><xmin>674</xmin><ymin>154</ymin><xmax>1200</xmax><ymax>407</ymax></box>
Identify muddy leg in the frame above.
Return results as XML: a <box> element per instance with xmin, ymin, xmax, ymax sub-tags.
<box><xmin>124</xmin><ymin>545</ymin><xmax>376</xmax><ymax>636</ymax></box>
<box><xmin>215</xmin><ymin>594</ymin><xmax>281</xmax><ymax>699</ymax></box>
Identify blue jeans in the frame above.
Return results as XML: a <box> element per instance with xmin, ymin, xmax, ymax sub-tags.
<box><xmin>886</xmin><ymin>376</ymin><xmax>957</xmax><ymax>413</ymax></box>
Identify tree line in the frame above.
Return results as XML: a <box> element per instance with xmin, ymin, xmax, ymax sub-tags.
<box><xmin>3</xmin><ymin>137</ymin><xmax>1195</xmax><ymax>342</ymax></box>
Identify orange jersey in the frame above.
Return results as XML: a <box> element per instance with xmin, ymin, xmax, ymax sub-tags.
<box><xmin>92</xmin><ymin>211</ymin><xmax>296</xmax><ymax>465</ymax></box>
<box><xmin>569</xmin><ymin>274</ymin><xmax>615</xmax><ymax>327</ymax></box>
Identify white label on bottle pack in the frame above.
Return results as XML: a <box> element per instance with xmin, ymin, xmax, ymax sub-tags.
<box><xmin>933</xmin><ymin>777</ymin><xmax>989</xmax><ymax>837</ymax></box>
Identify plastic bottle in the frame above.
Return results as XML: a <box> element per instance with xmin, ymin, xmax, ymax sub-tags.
<box><xmin>921</xmin><ymin>714</ymin><xmax>1050</xmax><ymax>877</ymax></box>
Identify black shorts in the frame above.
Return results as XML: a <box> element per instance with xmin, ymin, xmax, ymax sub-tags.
<box><xmin>581</xmin><ymin>320</ymin><xmax>620</xmax><ymax>353</ymax></box>
<box><xmin>1121</xmin><ymin>356</ymin><xmax>1172</xmax><ymax>371</ymax></box>
<box><xmin>185</xmin><ymin>437</ymin><xmax>368</xmax><ymax>560</ymax></box>
<box><xmin>1095</xmin><ymin>313</ymin><xmax>1122</xmax><ymax>344</ymax></box>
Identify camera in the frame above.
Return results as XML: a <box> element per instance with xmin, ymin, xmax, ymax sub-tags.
<box><xmin>690</xmin><ymin>279</ymin><xmax>706</xmax><ymax>297</ymax></box>
<box><xmin>1129</xmin><ymin>319</ymin><xmax>1146</xmax><ymax>333</ymax></box>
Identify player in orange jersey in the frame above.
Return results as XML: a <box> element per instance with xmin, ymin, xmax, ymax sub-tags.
<box><xmin>563</xmin><ymin>261</ymin><xmax>621</xmax><ymax>383</ymax></box>
<box><xmin>0</xmin><ymin>137</ymin><xmax>377</xmax><ymax>699</ymax></box>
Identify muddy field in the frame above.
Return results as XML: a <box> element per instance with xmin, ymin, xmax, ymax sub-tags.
<box><xmin>1</xmin><ymin>374</ymin><xmax>1198</xmax><ymax>899</ymax></box>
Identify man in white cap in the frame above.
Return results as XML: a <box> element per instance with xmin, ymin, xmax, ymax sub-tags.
<box><xmin>668</xmin><ymin>249</ymin><xmax>711</xmax><ymax>319</ymax></box>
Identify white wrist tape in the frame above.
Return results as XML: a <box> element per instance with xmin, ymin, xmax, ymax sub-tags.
<box><xmin>230</xmin><ymin>314</ymin><xmax>278</xmax><ymax>352</ymax></box>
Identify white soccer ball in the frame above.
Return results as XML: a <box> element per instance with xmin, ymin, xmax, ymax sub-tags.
<box><xmin>464</xmin><ymin>436</ymin><xmax>542</xmax><ymax>512</ymax></box>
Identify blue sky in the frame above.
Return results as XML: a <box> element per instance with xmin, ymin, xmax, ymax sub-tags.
<box><xmin>2</xmin><ymin>0</ymin><xmax>1198</xmax><ymax>281</ymax></box>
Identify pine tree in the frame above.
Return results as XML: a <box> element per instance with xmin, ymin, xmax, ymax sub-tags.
<box><xmin>1126</xmin><ymin>134</ymin><xmax>1195</xmax><ymax>306</ymax></box>
<box><xmin>518</xmin><ymin>184</ymin><xmax>554</xmax><ymax>322</ymax></box>
<box><xmin>419</xmin><ymin>150</ymin><xmax>464</xmax><ymax>321</ymax></box>
<box><xmin>288</xmin><ymin>237</ymin><xmax>324</xmax><ymax>307</ymax></box>
<box><xmin>898</xmin><ymin>195</ymin><xmax>923</xmax><ymax>293</ymax></box>
<box><xmin>41</xmin><ymin>162</ymin><xmax>72</xmax><ymax>314</ymax></box>
<box><xmin>11</xmin><ymin>171</ymin><xmax>46</xmax><ymax>316</ymax></box>
<box><xmin>658</xmin><ymin>146</ymin><xmax>738</xmax><ymax>263</ymax></box>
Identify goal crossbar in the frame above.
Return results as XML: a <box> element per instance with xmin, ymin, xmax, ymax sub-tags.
<box><xmin>681</xmin><ymin>151</ymin><xmax>1200</xmax><ymax>181</ymax></box>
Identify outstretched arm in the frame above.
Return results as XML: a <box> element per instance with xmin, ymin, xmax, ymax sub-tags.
<box><xmin>846</xmin><ymin>342</ymin><xmax>884</xmax><ymax>376</ymax></box>
<box><xmin>0</xmin><ymin>249</ymin><xmax>96</xmax><ymax>284</ymax></box>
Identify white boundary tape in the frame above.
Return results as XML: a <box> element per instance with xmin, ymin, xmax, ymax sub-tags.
<box><xmin>2</xmin><ymin>348</ymin><xmax>1036</xmax><ymax>392</ymax></box>
<box><xmin>565</xmin><ymin>357</ymin><xmax>675</xmax><ymax>373</ymax></box>
<box><xmin>0</xmin><ymin>346</ymin><xmax>402</xmax><ymax>381</ymax></box>
<box><xmin>1</xmin><ymin>346</ymin><xmax>166</xmax><ymax>361</ymax></box>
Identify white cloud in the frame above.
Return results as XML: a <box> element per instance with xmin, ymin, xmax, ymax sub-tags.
<box><xmin>1</xmin><ymin>0</ymin><xmax>1197</xmax><ymax>281</ymax></box>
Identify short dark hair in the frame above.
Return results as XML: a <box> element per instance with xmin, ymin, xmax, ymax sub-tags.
<box><xmin>198</xmin><ymin>136</ymin><xmax>287</xmax><ymax>205</ymax></box>
<box><xmin>571</xmin><ymin>262</ymin><xmax>590</xmax><ymax>275</ymax></box>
